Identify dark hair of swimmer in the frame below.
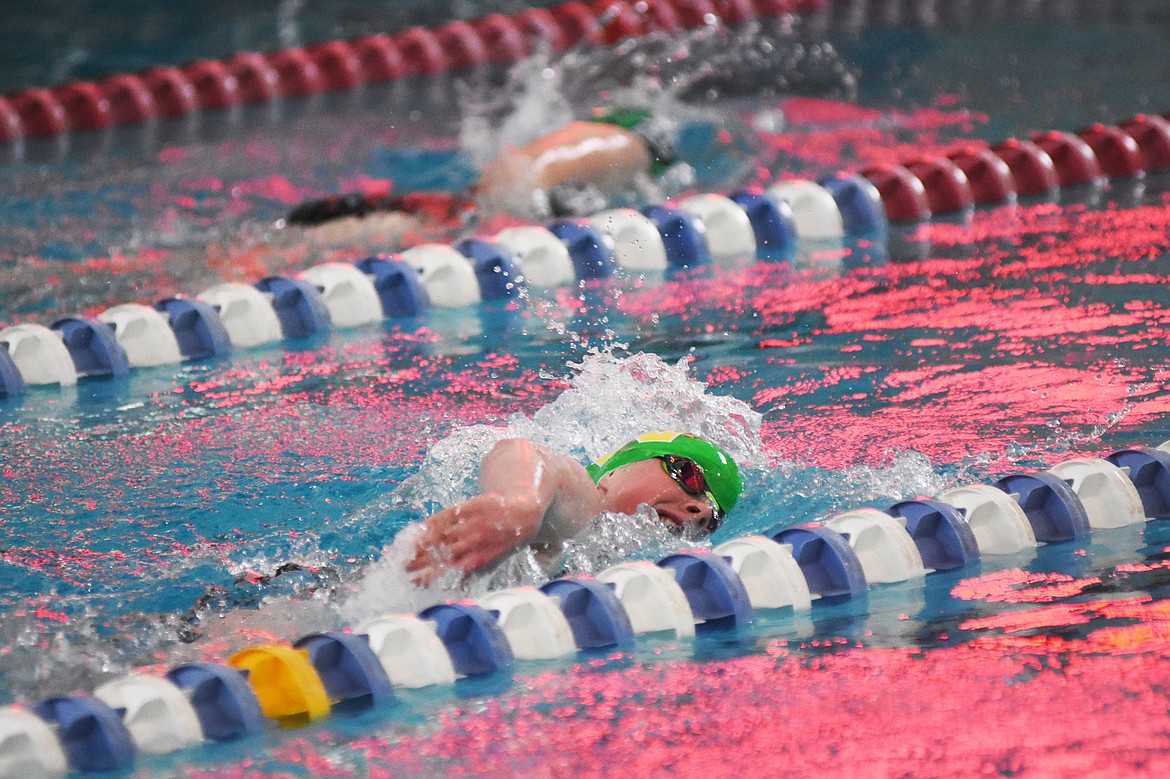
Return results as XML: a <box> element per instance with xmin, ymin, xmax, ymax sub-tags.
<box><xmin>285</xmin><ymin>191</ymin><xmax>472</xmax><ymax>227</ymax></box>
<box><xmin>286</xmin><ymin>109</ymin><xmax>677</xmax><ymax>227</ymax></box>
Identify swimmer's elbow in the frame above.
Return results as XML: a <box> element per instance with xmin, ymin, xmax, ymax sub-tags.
<box><xmin>484</xmin><ymin>437</ymin><xmax>539</xmax><ymax>465</ymax></box>
<box><xmin>478</xmin><ymin>438</ymin><xmax>544</xmax><ymax>495</ymax></box>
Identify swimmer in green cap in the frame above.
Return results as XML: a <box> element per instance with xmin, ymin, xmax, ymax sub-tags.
<box><xmin>286</xmin><ymin>108</ymin><xmax>678</xmax><ymax>234</ymax></box>
<box><xmin>406</xmin><ymin>430</ymin><xmax>741</xmax><ymax>585</ymax></box>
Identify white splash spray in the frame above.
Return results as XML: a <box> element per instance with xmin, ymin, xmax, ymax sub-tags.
<box><xmin>339</xmin><ymin>350</ymin><xmax>762</xmax><ymax>621</ymax></box>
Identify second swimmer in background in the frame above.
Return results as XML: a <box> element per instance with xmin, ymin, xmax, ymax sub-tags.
<box><xmin>285</xmin><ymin>108</ymin><xmax>680</xmax><ymax>233</ymax></box>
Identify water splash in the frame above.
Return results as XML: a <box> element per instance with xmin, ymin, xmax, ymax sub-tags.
<box><xmin>391</xmin><ymin>350</ymin><xmax>763</xmax><ymax>513</ymax></box>
<box><xmin>339</xmin><ymin>350</ymin><xmax>760</xmax><ymax>617</ymax></box>
<box><xmin>558</xmin><ymin>506</ymin><xmax>708</xmax><ymax>576</ymax></box>
<box><xmin>553</xmin><ymin>21</ymin><xmax>857</xmax><ymax>111</ymax></box>
<box><xmin>452</xmin><ymin>21</ymin><xmax>859</xmax><ymax>218</ymax></box>
<box><xmin>457</xmin><ymin>53</ymin><xmax>576</xmax><ymax>170</ymax></box>
<box><xmin>732</xmin><ymin>448</ymin><xmax>950</xmax><ymax>537</ymax></box>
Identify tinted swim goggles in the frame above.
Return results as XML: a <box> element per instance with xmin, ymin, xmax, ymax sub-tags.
<box><xmin>659</xmin><ymin>454</ymin><xmax>724</xmax><ymax>533</ymax></box>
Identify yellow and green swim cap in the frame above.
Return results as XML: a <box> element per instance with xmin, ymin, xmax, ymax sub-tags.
<box><xmin>585</xmin><ymin>431</ymin><xmax>743</xmax><ymax>514</ymax></box>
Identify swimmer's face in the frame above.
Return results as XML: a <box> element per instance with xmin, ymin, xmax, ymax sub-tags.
<box><xmin>596</xmin><ymin>458</ymin><xmax>718</xmax><ymax>535</ymax></box>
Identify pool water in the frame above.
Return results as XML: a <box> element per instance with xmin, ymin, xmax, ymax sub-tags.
<box><xmin>5</xmin><ymin>2</ymin><xmax>1170</xmax><ymax>776</ymax></box>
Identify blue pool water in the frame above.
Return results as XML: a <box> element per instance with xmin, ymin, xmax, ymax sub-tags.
<box><xmin>4</xmin><ymin>2</ymin><xmax>1170</xmax><ymax>775</ymax></box>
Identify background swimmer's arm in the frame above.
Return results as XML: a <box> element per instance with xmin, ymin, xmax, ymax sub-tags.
<box><xmin>476</xmin><ymin>121</ymin><xmax>653</xmax><ymax>217</ymax></box>
<box><xmin>405</xmin><ymin>438</ymin><xmax>600</xmax><ymax>583</ymax></box>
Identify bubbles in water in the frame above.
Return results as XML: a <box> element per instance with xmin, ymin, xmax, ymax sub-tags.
<box><xmin>736</xmin><ymin>449</ymin><xmax>949</xmax><ymax>537</ymax></box>
<box><xmin>558</xmin><ymin>506</ymin><xmax>708</xmax><ymax>577</ymax></box>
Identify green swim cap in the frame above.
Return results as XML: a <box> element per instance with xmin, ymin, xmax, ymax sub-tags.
<box><xmin>585</xmin><ymin>431</ymin><xmax>742</xmax><ymax>513</ymax></box>
<box><xmin>588</xmin><ymin>107</ymin><xmax>676</xmax><ymax>175</ymax></box>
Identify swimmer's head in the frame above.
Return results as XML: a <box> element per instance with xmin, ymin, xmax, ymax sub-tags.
<box><xmin>589</xmin><ymin>107</ymin><xmax>677</xmax><ymax>174</ymax></box>
<box><xmin>586</xmin><ymin>431</ymin><xmax>742</xmax><ymax>532</ymax></box>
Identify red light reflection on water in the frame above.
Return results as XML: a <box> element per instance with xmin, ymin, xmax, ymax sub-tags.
<box><xmin>760</xmin><ymin>96</ymin><xmax>987</xmax><ymax>176</ymax></box>
<box><xmin>952</xmin><ymin>568</ymin><xmax>1102</xmax><ymax>604</ymax></box>
<box><xmin>175</xmin><ymin>560</ymin><xmax>1170</xmax><ymax>777</ymax></box>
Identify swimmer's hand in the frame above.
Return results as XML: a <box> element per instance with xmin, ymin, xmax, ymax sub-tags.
<box><xmin>405</xmin><ymin>494</ymin><xmax>544</xmax><ymax>586</ymax></box>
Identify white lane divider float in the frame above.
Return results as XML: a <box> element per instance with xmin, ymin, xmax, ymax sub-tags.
<box><xmin>299</xmin><ymin>262</ymin><xmax>384</xmax><ymax>327</ymax></box>
<box><xmin>96</xmin><ymin>304</ymin><xmax>183</xmax><ymax>367</ymax></box>
<box><xmin>1048</xmin><ymin>457</ymin><xmax>1147</xmax><ymax>529</ymax></box>
<box><xmin>198</xmin><ymin>282</ymin><xmax>284</xmax><ymax>348</ymax></box>
<box><xmin>588</xmin><ymin>208</ymin><xmax>669</xmax><ymax>271</ymax></box>
<box><xmin>478</xmin><ymin>586</ymin><xmax>578</xmax><ymax>660</ymax></box>
<box><xmin>399</xmin><ymin>243</ymin><xmax>482</xmax><ymax>309</ymax></box>
<box><xmin>765</xmin><ymin>179</ymin><xmax>846</xmax><ymax>242</ymax></box>
<box><xmin>492</xmin><ymin>225</ymin><xmax>577</xmax><ymax>288</ymax></box>
<box><xmin>0</xmin><ymin>324</ymin><xmax>78</xmax><ymax>386</ymax></box>
<box><xmin>92</xmin><ymin>675</ymin><xmax>203</xmax><ymax>755</ymax></box>
<box><xmin>678</xmin><ymin>193</ymin><xmax>758</xmax><ymax>263</ymax></box>
<box><xmin>824</xmin><ymin>508</ymin><xmax>927</xmax><ymax>585</ymax></box>
<box><xmin>936</xmin><ymin>483</ymin><xmax>1038</xmax><ymax>555</ymax></box>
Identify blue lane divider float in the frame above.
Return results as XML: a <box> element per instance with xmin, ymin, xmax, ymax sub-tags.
<box><xmin>165</xmin><ymin>662</ymin><xmax>266</xmax><ymax>741</ymax></box>
<box><xmin>417</xmin><ymin>602</ymin><xmax>514</xmax><ymax>677</ymax></box>
<box><xmin>355</xmin><ymin>255</ymin><xmax>431</xmax><ymax>317</ymax></box>
<box><xmin>540</xmin><ymin>577</ymin><xmax>635</xmax><ymax>650</ymax></box>
<box><xmin>6</xmin><ymin>442</ymin><xmax>1170</xmax><ymax>775</ymax></box>
<box><xmin>50</xmin><ymin>316</ymin><xmax>131</xmax><ymax>378</ymax></box>
<box><xmin>546</xmin><ymin>219</ymin><xmax>617</xmax><ymax>279</ymax></box>
<box><xmin>455</xmin><ymin>238</ymin><xmax>524</xmax><ymax>300</ymax></box>
<box><xmin>155</xmin><ymin>297</ymin><xmax>233</xmax><ymax>359</ymax></box>
<box><xmin>772</xmin><ymin>525</ymin><xmax>869</xmax><ymax>599</ymax></box>
<box><xmin>0</xmin><ymin>345</ymin><xmax>24</xmax><ymax>396</ymax></box>
<box><xmin>1106</xmin><ymin>447</ymin><xmax>1170</xmax><ymax>518</ymax></box>
<box><xmin>657</xmin><ymin>551</ymin><xmax>753</xmax><ymax>631</ymax></box>
<box><xmin>887</xmin><ymin>499</ymin><xmax>981</xmax><ymax>572</ymax></box>
<box><xmin>32</xmin><ymin>696</ymin><xmax>136</xmax><ymax>773</ymax></box>
<box><xmin>293</xmin><ymin>631</ymin><xmax>395</xmax><ymax>714</ymax></box>
<box><xmin>819</xmin><ymin>173</ymin><xmax>888</xmax><ymax>236</ymax></box>
<box><xmin>641</xmin><ymin>205</ymin><xmax>712</xmax><ymax>267</ymax></box>
<box><xmin>994</xmin><ymin>472</ymin><xmax>1092</xmax><ymax>543</ymax></box>
<box><xmin>254</xmin><ymin>276</ymin><xmax>332</xmax><ymax>339</ymax></box>
<box><xmin>729</xmin><ymin>190</ymin><xmax>799</xmax><ymax>261</ymax></box>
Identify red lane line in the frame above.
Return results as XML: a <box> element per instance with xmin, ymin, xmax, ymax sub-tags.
<box><xmin>0</xmin><ymin>0</ymin><xmax>807</xmax><ymax>144</ymax></box>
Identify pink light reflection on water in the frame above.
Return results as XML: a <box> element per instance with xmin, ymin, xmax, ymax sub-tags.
<box><xmin>185</xmin><ymin>604</ymin><xmax>1170</xmax><ymax>778</ymax></box>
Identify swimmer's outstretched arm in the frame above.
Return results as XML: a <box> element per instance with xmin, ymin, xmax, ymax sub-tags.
<box><xmin>405</xmin><ymin>438</ymin><xmax>601</xmax><ymax>584</ymax></box>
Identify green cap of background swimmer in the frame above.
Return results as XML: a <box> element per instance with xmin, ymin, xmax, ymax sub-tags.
<box><xmin>589</xmin><ymin>106</ymin><xmax>676</xmax><ymax>175</ymax></box>
<box><xmin>585</xmin><ymin>431</ymin><xmax>742</xmax><ymax>514</ymax></box>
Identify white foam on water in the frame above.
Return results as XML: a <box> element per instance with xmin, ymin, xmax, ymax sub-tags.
<box><xmin>458</xmin><ymin>52</ymin><xmax>575</xmax><ymax>171</ymax></box>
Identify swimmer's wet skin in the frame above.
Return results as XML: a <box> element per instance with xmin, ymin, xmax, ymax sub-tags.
<box><xmin>405</xmin><ymin>431</ymin><xmax>740</xmax><ymax>585</ymax></box>
<box><xmin>285</xmin><ymin>112</ymin><xmax>675</xmax><ymax>227</ymax></box>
